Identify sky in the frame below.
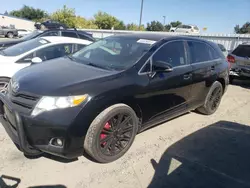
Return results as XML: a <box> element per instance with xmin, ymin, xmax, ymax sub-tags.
<box><xmin>0</xmin><ymin>0</ymin><xmax>249</xmax><ymax>33</ymax></box>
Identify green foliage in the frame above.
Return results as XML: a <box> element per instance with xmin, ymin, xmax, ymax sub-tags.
<box><xmin>74</xmin><ymin>16</ymin><xmax>98</xmax><ymax>29</ymax></box>
<box><xmin>170</xmin><ymin>21</ymin><xmax>182</xmax><ymax>28</ymax></box>
<box><xmin>126</xmin><ymin>23</ymin><xmax>145</xmax><ymax>31</ymax></box>
<box><xmin>9</xmin><ymin>5</ymin><xmax>47</xmax><ymax>21</ymax></box>
<box><xmin>51</xmin><ymin>5</ymin><xmax>76</xmax><ymax>28</ymax></box>
<box><xmin>234</xmin><ymin>22</ymin><xmax>250</xmax><ymax>34</ymax></box>
<box><xmin>94</xmin><ymin>11</ymin><xmax>125</xmax><ymax>30</ymax></box>
<box><xmin>146</xmin><ymin>21</ymin><xmax>164</xmax><ymax>31</ymax></box>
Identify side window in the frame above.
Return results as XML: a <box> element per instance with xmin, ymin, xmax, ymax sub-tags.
<box><xmin>16</xmin><ymin>53</ymin><xmax>34</xmax><ymax>63</ymax></box>
<box><xmin>73</xmin><ymin>44</ymin><xmax>86</xmax><ymax>53</ymax></box>
<box><xmin>34</xmin><ymin>44</ymin><xmax>73</xmax><ymax>61</ymax></box>
<box><xmin>152</xmin><ymin>41</ymin><xmax>187</xmax><ymax>68</ymax></box>
<box><xmin>140</xmin><ymin>61</ymin><xmax>151</xmax><ymax>73</ymax></box>
<box><xmin>62</xmin><ymin>31</ymin><xmax>78</xmax><ymax>38</ymax></box>
<box><xmin>188</xmin><ymin>41</ymin><xmax>215</xmax><ymax>63</ymax></box>
<box><xmin>40</xmin><ymin>31</ymin><xmax>59</xmax><ymax>37</ymax></box>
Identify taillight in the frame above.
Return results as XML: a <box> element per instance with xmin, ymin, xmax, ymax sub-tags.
<box><xmin>227</xmin><ymin>55</ymin><xmax>235</xmax><ymax>63</ymax></box>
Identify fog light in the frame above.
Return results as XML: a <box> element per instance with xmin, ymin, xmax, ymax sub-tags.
<box><xmin>56</xmin><ymin>138</ymin><xmax>63</xmax><ymax>146</ymax></box>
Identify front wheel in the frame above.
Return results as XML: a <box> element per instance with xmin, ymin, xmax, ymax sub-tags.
<box><xmin>196</xmin><ymin>81</ymin><xmax>223</xmax><ymax>115</ymax></box>
<box><xmin>84</xmin><ymin>104</ymin><xmax>138</xmax><ymax>163</ymax></box>
<box><xmin>7</xmin><ymin>32</ymin><xmax>14</xmax><ymax>38</ymax></box>
<box><xmin>0</xmin><ymin>77</ymin><xmax>10</xmax><ymax>94</ymax></box>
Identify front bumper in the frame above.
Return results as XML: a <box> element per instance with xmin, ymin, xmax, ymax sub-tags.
<box><xmin>0</xmin><ymin>94</ymin><xmax>84</xmax><ymax>159</ymax></box>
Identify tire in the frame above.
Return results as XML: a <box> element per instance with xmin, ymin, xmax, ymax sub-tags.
<box><xmin>196</xmin><ymin>81</ymin><xmax>223</xmax><ymax>115</ymax></box>
<box><xmin>84</xmin><ymin>104</ymin><xmax>138</xmax><ymax>163</ymax></box>
<box><xmin>0</xmin><ymin>77</ymin><xmax>10</xmax><ymax>94</ymax></box>
<box><xmin>7</xmin><ymin>32</ymin><xmax>14</xmax><ymax>38</ymax></box>
<box><xmin>229</xmin><ymin>76</ymin><xmax>234</xmax><ymax>84</ymax></box>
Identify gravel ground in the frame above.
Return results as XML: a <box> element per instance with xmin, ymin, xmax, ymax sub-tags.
<box><xmin>1</xmin><ymin>81</ymin><xmax>250</xmax><ymax>188</ymax></box>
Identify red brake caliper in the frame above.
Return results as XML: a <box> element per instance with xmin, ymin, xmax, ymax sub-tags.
<box><xmin>100</xmin><ymin>122</ymin><xmax>111</xmax><ymax>147</ymax></box>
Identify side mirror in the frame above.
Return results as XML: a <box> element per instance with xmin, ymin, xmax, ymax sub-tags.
<box><xmin>31</xmin><ymin>57</ymin><xmax>42</xmax><ymax>64</ymax></box>
<box><xmin>153</xmin><ymin>61</ymin><xmax>173</xmax><ymax>73</ymax></box>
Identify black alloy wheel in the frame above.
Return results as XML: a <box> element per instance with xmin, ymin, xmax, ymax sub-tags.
<box><xmin>84</xmin><ymin>104</ymin><xmax>138</xmax><ymax>163</ymax></box>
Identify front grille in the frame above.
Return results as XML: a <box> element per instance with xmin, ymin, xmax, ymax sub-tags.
<box><xmin>8</xmin><ymin>92</ymin><xmax>40</xmax><ymax>114</ymax></box>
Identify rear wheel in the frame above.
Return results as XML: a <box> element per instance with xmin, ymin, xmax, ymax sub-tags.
<box><xmin>7</xmin><ymin>32</ymin><xmax>14</xmax><ymax>38</ymax></box>
<box><xmin>0</xmin><ymin>77</ymin><xmax>10</xmax><ymax>94</ymax></box>
<box><xmin>197</xmin><ymin>81</ymin><xmax>223</xmax><ymax>115</ymax></box>
<box><xmin>84</xmin><ymin>104</ymin><xmax>138</xmax><ymax>163</ymax></box>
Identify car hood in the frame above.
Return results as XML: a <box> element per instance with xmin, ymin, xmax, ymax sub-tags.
<box><xmin>0</xmin><ymin>55</ymin><xmax>16</xmax><ymax>62</ymax></box>
<box><xmin>13</xmin><ymin>57</ymin><xmax>119</xmax><ymax>96</ymax></box>
<box><xmin>0</xmin><ymin>39</ymin><xmax>23</xmax><ymax>48</ymax></box>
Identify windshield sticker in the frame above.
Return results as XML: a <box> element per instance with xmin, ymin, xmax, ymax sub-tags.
<box><xmin>39</xmin><ymin>40</ymin><xmax>48</xmax><ymax>44</ymax></box>
<box><xmin>137</xmin><ymin>39</ymin><xmax>156</xmax><ymax>45</ymax></box>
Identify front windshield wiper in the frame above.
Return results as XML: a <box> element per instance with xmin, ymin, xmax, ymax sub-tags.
<box><xmin>86</xmin><ymin>62</ymin><xmax>112</xmax><ymax>70</ymax></box>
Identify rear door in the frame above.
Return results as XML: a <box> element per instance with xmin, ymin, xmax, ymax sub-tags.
<box><xmin>187</xmin><ymin>40</ymin><xmax>219</xmax><ymax>107</ymax></box>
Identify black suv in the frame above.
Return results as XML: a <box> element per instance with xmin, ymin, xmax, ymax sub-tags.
<box><xmin>0</xmin><ymin>29</ymin><xmax>95</xmax><ymax>50</ymax></box>
<box><xmin>0</xmin><ymin>34</ymin><xmax>229</xmax><ymax>163</ymax></box>
<box><xmin>34</xmin><ymin>20</ymin><xmax>68</xmax><ymax>30</ymax></box>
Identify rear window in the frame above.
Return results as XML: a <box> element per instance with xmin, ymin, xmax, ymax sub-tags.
<box><xmin>1</xmin><ymin>38</ymin><xmax>50</xmax><ymax>56</ymax></box>
<box><xmin>217</xmin><ymin>44</ymin><xmax>226</xmax><ymax>52</ymax></box>
<box><xmin>194</xmin><ymin>26</ymin><xmax>199</xmax><ymax>30</ymax></box>
<box><xmin>232</xmin><ymin>45</ymin><xmax>250</xmax><ymax>58</ymax></box>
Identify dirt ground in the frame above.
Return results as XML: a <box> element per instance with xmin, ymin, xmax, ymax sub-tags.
<box><xmin>1</xmin><ymin>81</ymin><xmax>250</xmax><ymax>188</ymax></box>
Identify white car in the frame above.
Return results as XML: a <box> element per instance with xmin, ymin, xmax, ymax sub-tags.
<box><xmin>0</xmin><ymin>36</ymin><xmax>92</xmax><ymax>93</ymax></box>
<box><xmin>173</xmin><ymin>25</ymin><xmax>200</xmax><ymax>34</ymax></box>
<box><xmin>17</xmin><ymin>29</ymin><xmax>33</xmax><ymax>38</ymax></box>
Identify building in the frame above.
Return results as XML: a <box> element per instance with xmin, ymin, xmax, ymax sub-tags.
<box><xmin>0</xmin><ymin>13</ymin><xmax>35</xmax><ymax>30</ymax></box>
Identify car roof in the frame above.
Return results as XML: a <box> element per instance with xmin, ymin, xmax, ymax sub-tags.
<box><xmin>109</xmin><ymin>33</ymin><xmax>208</xmax><ymax>43</ymax></box>
<box><xmin>40</xmin><ymin>36</ymin><xmax>92</xmax><ymax>45</ymax></box>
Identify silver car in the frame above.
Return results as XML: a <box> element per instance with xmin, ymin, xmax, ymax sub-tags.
<box><xmin>228</xmin><ymin>43</ymin><xmax>250</xmax><ymax>83</ymax></box>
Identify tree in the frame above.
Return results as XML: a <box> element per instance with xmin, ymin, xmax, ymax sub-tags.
<box><xmin>9</xmin><ymin>5</ymin><xmax>47</xmax><ymax>21</ymax></box>
<box><xmin>126</xmin><ymin>23</ymin><xmax>145</xmax><ymax>31</ymax></box>
<box><xmin>74</xmin><ymin>16</ymin><xmax>98</xmax><ymax>29</ymax></box>
<box><xmin>234</xmin><ymin>22</ymin><xmax>250</xmax><ymax>34</ymax></box>
<box><xmin>170</xmin><ymin>21</ymin><xmax>182</xmax><ymax>28</ymax></box>
<box><xmin>146</xmin><ymin>21</ymin><xmax>164</xmax><ymax>31</ymax></box>
<box><xmin>94</xmin><ymin>11</ymin><xmax>124</xmax><ymax>30</ymax></box>
<box><xmin>51</xmin><ymin>5</ymin><xmax>76</xmax><ymax>28</ymax></box>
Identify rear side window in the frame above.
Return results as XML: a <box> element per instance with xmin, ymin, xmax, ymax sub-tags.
<box><xmin>188</xmin><ymin>41</ymin><xmax>219</xmax><ymax>63</ymax></box>
<box><xmin>62</xmin><ymin>31</ymin><xmax>78</xmax><ymax>38</ymax></box>
<box><xmin>194</xmin><ymin>26</ymin><xmax>199</xmax><ymax>30</ymax></box>
<box><xmin>232</xmin><ymin>45</ymin><xmax>250</xmax><ymax>58</ymax></box>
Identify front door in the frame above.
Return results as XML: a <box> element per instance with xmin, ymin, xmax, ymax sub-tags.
<box><xmin>137</xmin><ymin>40</ymin><xmax>193</xmax><ymax>128</ymax></box>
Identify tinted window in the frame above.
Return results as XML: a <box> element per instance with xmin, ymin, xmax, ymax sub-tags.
<box><xmin>72</xmin><ymin>37</ymin><xmax>153</xmax><ymax>70</ymax></box>
<box><xmin>188</xmin><ymin>41</ymin><xmax>218</xmax><ymax>63</ymax></box>
<box><xmin>232</xmin><ymin>45</ymin><xmax>250</xmax><ymax>58</ymax></box>
<box><xmin>40</xmin><ymin>31</ymin><xmax>59</xmax><ymax>37</ymax></box>
<box><xmin>35</xmin><ymin>44</ymin><xmax>73</xmax><ymax>61</ymax></box>
<box><xmin>217</xmin><ymin>44</ymin><xmax>226</xmax><ymax>52</ymax></box>
<box><xmin>152</xmin><ymin>41</ymin><xmax>187</xmax><ymax>67</ymax></box>
<box><xmin>194</xmin><ymin>26</ymin><xmax>199</xmax><ymax>30</ymax></box>
<box><xmin>62</xmin><ymin>31</ymin><xmax>78</xmax><ymax>38</ymax></box>
<box><xmin>1</xmin><ymin>38</ymin><xmax>50</xmax><ymax>56</ymax></box>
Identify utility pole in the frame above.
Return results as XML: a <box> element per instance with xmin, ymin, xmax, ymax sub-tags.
<box><xmin>163</xmin><ymin>16</ymin><xmax>166</xmax><ymax>25</ymax></box>
<box><xmin>139</xmin><ymin>0</ymin><xmax>144</xmax><ymax>29</ymax></box>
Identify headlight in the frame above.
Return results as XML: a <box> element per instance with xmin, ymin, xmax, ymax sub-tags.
<box><xmin>31</xmin><ymin>94</ymin><xmax>88</xmax><ymax>116</ymax></box>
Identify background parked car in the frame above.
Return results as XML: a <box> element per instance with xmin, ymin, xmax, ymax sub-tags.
<box><xmin>0</xmin><ymin>26</ymin><xmax>18</xmax><ymax>38</ymax></box>
<box><xmin>17</xmin><ymin>29</ymin><xmax>32</xmax><ymax>38</ymax></box>
<box><xmin>0</xmin><ymin>36</ymin><xmax>92</xmax><ymax>93</ymax></box>
<box><xmin>227</xmin><ymin>43</ymin><xmax>250</xmax><ymax>83</ymax></box>
<box><xmin>35</xmin><ymin>20</ymin><xmax>68</xmax><ymax>30</ymax></box>
<box><xmin>0</xmin><ymin>29</ymin><xmax>95</xmax><ymax>50</ymax></box>
<box><xmin>174</xmin><ymin>24</ymin><xmax>200</xmax><ymax>34</ymax></box>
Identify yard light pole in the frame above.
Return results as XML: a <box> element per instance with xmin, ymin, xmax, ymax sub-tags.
<box><xmin>139</xmin><ymin>0</ymin><xmax>144</xmax><ymax>29</ymax></box>
<box><xmin>163</xmin><ymin>16</ymin><xmax>166</xmax><ymax>25</ymax></box>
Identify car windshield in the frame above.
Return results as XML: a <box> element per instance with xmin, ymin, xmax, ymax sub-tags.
<box><xmin>232</xmin><ymin>45</ymin><xmax>250</xmax><ymax>58</ymax></box>
<box><xmin>21</xmin><ymin>30</ymin><xmax>43</xmax><ymax>40</ymax></box>
<box><xmin>71</xmin><ymin>37</ymin><xmax>154</xmax><ymax>70</ymax></box>
<box><xmin>1</xmin><ymin>38</ymin><xmax>50</xmax><ymax>56</ymax></box>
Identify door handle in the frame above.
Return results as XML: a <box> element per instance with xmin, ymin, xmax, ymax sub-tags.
<box><xmin>183</xmin><ymin>73</ymin><xmax>192</xmax><ymax>80</ymax></box>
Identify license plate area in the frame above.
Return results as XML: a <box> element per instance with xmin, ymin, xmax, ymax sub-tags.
<box><xmin>3</xmin><ymin>105</ymin><xmax>16</xmax><ymax>128</ymax></box>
